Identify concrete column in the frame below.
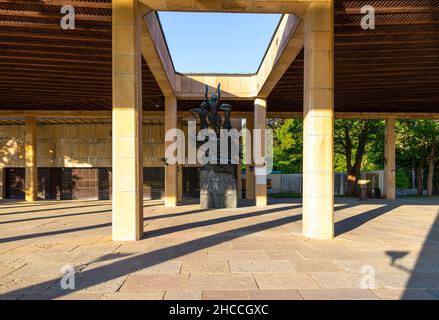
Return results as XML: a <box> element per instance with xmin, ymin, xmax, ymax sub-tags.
<box><xmin>340</xmin><ymin>173</ymin><xmax>345</xmax><ymax>195</ymax></box>
<box><xmin>302</xmin><ymin>1</ymin><xmax>334</xmax><ymax>239</ymax></box>
<box><xmin>237</xmin><ymin>159</ymin><xmax>242</xmax><ymax>200</ymax></box>
<box><xmin>165</xmin><ymin>95</ymin><xmax>178</xmax><ymax>207</ymax></box>
<box><xmin>233</xmin><ymin>118</ymin><xmax>243</xmax><ymax>200</ymax></box>
<box><xmin>177</xmin><ymin>118</ymin><xmax>183</xmax><ymax>202</ymax></box>
<box><xmin>384</xmin><ymin>118</ymin><xmax>396</xmax><ymax>200</ymax></box>
<box><xmin>25</xmin><ymin>116</ymin><xmax>38</xmax><ymax>202</ymax></box>
<box><xmin>178</xmin><ymin>165</ymin><xmax>183</xmax><ymax>201</ymax></box>
<box><xmin>254</xmin><ymin>98</ymin><xmax>267</xmax><ymax>207</ymax></box>
<box><xmin>0</xmin><ymin>166</ymin><xmax>4</xmax><ymax>200</ymax></box>
<box><xmin>112</xmin><ymin>0</ymin><xmax>143</xmax><ymax>241</ymax></box>
<box><xmin>411</xmin><ymin>169</ymin><xmax>416</xmax><ymax>189</ymax></box>
<box><xmin>245</xmin><ymin>114</ymin><xmax>255</xmax><ymax>200</ymax></box>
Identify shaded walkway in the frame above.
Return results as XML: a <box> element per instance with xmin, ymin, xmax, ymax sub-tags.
<box><xmin>0</xmin><ymin>197</ymin><xmax>438</xmax><ymax>300</ymax></box>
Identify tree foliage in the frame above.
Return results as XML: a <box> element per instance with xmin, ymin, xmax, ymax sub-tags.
<box><xmin>270</xmin><ymin>119</ymin><xmax>303</xmax><ymax>173</ymax></box>
<box><xmin>333</xmin><ymin>119</ymin><xmax>384</xmax><ymax>195</ymax></box>
<box><xmin>270</xmin><ymin>118</ymin><xmax>439</xmax><ymax>196</ymax></box>
<box><xmin>396</xmin><ymin>120</ymin><xmax>439</xmax><ymax>195</ymax></box>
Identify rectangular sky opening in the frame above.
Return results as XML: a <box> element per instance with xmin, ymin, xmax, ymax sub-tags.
<box><xmin>157</xmin><ymin>12</ymin><xmax>282</xmax><ymax>74</ymax></box>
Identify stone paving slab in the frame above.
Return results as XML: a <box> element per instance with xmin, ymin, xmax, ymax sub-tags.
<box><xmin>0</xmin><ymin>275</ymin><xmax>58</xmax><ymax>296</ymax></box>
<box><xmin>202</xmin><ymin>290</ymin><xmax>250</xmax><ymax>300</ymax></box>
<box><xmin>254</xmin><ymin>273</ymin><xmax>320</xmax><ymax>289</ymax></box>
<box><xmin>380</xmin><ymin>272</ymin><xmax>439</xmax><ymax>289</ymax></box>
<box><xmin>120</xmin><ymin>274</ymin><xmax>190</xmax><ymax>292</ymax></box>
<box><xmin>45</xmin><ymin>274</ymin><xmax>128</xmax><ymax>295</ymax></box>
<box><xmin>100</xmin><ymin>292</ymin><xmax>165</xmax><ymax>300</ymax></box>
<box><xmin>308</xmin><ymin>272</ymin><xmax>376</xmax><ymax>289</ymax></box>
<box><xmin>248</xmin><ymin>289</ymin><xmax>303</xmax><ymax>300</ymax></box>
<box><xmin>207</xmin><ymin>250</ymin><xmax>271</xmax><ymax>261</ymax></box>
<box><xmin>0</xmin><ymin>261</ymin><xmax>26</xmax><ymax>278</ymax></box>
<box><xmin>189</xmin><ymin>274</ymin><xmax>258</xmax><ymax>290</ymax></box>
<box><xmin>20</xmin><ymin>292</ymin><xmax>104</xmax><ymax>300</ymax></box>
<box><xmin>288</xmin><ymin>258</ymin><xmax>345</xmax><ymax>273</ymax></box>
<box><xmin>133</xmin><ymin>261</ymin><xmax>182</xmax><ymax>274</ymax></box>
<box><xmin>164</xmin><ymin>290</ymin><xmax>202</xmax><ymax>300</ymax></box>
<box><xmin>298</xmin><ymin>289</ymin><xmax>379</xmax><ymax>300</ymax></box>
<box><xmin>180</xmin><ymin>260</ymin><xmax>229</xmax><ymax>274</ymax></box>
<box><xmin>371</xmin><ymin>289</ymin><xmax>438</xmax><ymax>300</ymax></box>
<box><xmin>229</xmin><ymin>260</ymin><xmax>296</xmax><ymax>273</ymax></box>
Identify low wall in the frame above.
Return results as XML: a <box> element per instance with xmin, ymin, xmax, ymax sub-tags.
<box><xmin>267</xmin><ymin>171</ymin><xmax>385</xmax><ymax>197</ymax></box>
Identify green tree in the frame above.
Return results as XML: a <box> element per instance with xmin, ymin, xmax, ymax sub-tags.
<box><xmin>270</xmin><ymin>119</ymin><xmax>303</xmax><ymax>173</ymax></box>
<box><xmin>334</xmin><ymin>119</ymin><xmax>384</xmax><ymax>196</ymax></box>
<box><xmin>396</xmin><ymin>120</ymin><xmax>439</xmax><ymax>196</ymax></box>
<box><xmin>270</xmin><ymin>118</ymin><xmax>439</xmax><ymax>198</ymax></box>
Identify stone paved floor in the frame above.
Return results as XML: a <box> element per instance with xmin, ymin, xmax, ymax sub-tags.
<box><xmin>0</xmin><ymin>197</ymin><xmax>438</xmax><ymax>300</ymax></box>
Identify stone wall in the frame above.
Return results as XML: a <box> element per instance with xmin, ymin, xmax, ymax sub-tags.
<box><xmin>0</xmin><ymin>123</ymin><xmax>165</xmax><ymax>168</ymax></box>
<box><xmin>265</xmin><ymin>171</ymin><xmax>385</xmax><ymax>197</ymax></box>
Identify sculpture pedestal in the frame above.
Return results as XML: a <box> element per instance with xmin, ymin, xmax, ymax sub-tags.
<box><xmin>200</xmin><ymin>164</ymin><xmax>237</xmax><ymax>209</ymax></box>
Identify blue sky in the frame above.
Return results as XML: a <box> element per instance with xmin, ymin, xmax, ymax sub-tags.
<box><xmin>157</xmin><ymin>12</ymin><xmax>281</xmax><ymax>74</ymax></box>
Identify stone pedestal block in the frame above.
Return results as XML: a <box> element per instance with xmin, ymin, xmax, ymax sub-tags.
<box><xmin>200</xmin><ymin>164</ymin><xmax>237</xmax><ymax>209</ymax></box>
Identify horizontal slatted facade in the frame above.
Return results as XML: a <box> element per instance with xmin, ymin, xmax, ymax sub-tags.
<box><xmin>0</xmin><ymin>0</ymin><xmax>164</xmax><ymax>111</ymax></box>
<box><xmin>268</xmin><ymin>0</ymin><xmax>439</xmax><ymax>113</ymax></box>
<box><xmin>0</xmin><ymin>0</ymin><xmax>437</xmax><ymax>114</ymax></box>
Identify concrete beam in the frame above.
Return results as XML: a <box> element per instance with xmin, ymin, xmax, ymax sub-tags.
<box><xmin>334</xmin><ymin>112</ymin><xmax>439</xmax><ymax>120</ymax></box>
<box><xmin>141</xmin><ymin>12</ymin><xmax>175</xmax><ymax>96</ymax></box>
<box><xmin>139</xmin><ymin>0</ymin><xmax>312</xmax><ymax>17</ymax></box>
<box><xmin>257</xmin><ymin>14</ymin><xmax>304</xmax><ymax>98</ymax></box>
<box><xmin>175</xmin><ymin>74</ymin><xmax>257</xmax><ymax>99</ymax></box>
<box><xmin>138</xmin><ymin>3</ymin><xmax>305</xmax><ymax>100</ymax></box>
<box><xmin>0</xmin><ymin>111</ymin><xmax>439</xmax><ymax>120</ymax></box>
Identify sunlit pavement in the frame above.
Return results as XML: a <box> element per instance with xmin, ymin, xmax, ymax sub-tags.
<box><xmin>0</xmin><ymin>197</ymin><xmax>438</xmax><ymax>300</ymax></box>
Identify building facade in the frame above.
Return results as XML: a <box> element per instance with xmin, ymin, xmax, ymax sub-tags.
<box><xmin>0</xmin><ymin>0</ymin><xmax>437</xmax><ymax>242</ymax></box>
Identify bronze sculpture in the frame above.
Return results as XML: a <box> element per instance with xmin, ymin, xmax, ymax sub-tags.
<box><xmin>190</xmin><ymin>83</ymin><xmax>233</xmax><ymax>135</ymax></box>
<box><xmin>189</xmin><ymin>100</ymin><xmax>209</xmax><ymax>130</ymax></box>
<box><xmin>191</xmin><ymin>84</ymin><xmax>238</xmax><ymax>209</ymax></box>
<box><xmin>219</xmin><ymin>103</ymin><xmax>232</xmax><ymax>130</ymax></box>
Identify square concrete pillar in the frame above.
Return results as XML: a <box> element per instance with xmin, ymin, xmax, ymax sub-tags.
<box><xmin>384</xmin><ymin>118</ymin><xmax>396</xmax><ymax>200</ymax></box>
<box><xmin>112</xmin><ymin>0</ymin><xmax>143</xmax><ymax>241</ymax></box>
<box><xmin>245</xmin><ymin>114</ymin><xmax>255</xmax><ymax>200</ymax></box>
<box><xmin>302</xmin><ymin>1</ymin><xmax>334</xmax><ymax>239</ymax></box>
<box><xmin>233</xmin><ymin>118</ymin><xmax>243</xmax><ymax>200</ymax></box>
<box><xmin>0</xmin><ymin>166</ymin><xmax>4</xmax><ymax>200</ymax></box>
<box><xmin>177</xmin><ymin>117</ymin><xmax>183</xmax><ymax>201</ymax></box>
<box><xmin>25</xmin><ymin>116</ymin><xmax>38</xmax><ymax>202</ymax></box>
<box><xmin>237</xmin><ymin>159</ymin><xmax>242</xmax><ymax>200</ymax></box>
<box><xmin>165</xmin><ymin>95</ymin><xmax>178</xmax><ymax>207</ymax></box>
<box><xmin>177</xmin><ymin>165</ymin><xmax>183</xmax><ymax>201</ymax></box>
<box><xmin>254</xmin><ymin>98</ymin><xmax>267</xmax><ymax>207</ymax></box>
